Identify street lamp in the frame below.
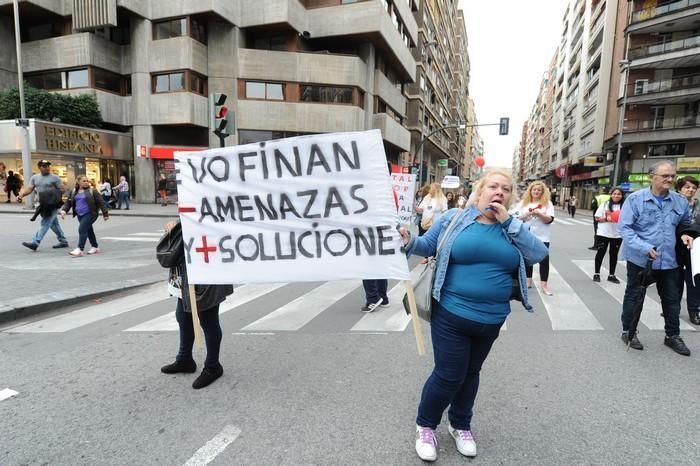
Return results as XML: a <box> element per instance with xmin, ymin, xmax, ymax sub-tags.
<box><xmin>12</xmin><ymin>0</ymin><xmax>33</xmax><ymax>209</ymax></box>
<box><xmin>613</xmin><ymin>58</ymin><xmax>631</xmax><ymax>187</ymax></box>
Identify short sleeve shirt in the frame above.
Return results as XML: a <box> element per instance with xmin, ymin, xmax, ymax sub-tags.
<box><xmin>29</xmin><ymin>173</ymin><xmax>62</xmax><ymax>194</ymax></box>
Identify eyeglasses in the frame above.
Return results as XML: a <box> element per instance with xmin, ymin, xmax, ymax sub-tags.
<box><xmin>652</xmin><ymin>174</ymin><xmax>676</xmax><ymax>179</ymax></box>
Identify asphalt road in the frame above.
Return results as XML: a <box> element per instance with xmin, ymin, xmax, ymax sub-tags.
<box><xmin>2</xmin><ymin>212</ymin><xmax>700</xmax><ymax>465</ymax></box>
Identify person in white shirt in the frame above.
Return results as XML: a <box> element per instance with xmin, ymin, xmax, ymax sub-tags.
<box><xmin>593</xmin><ymin>187</ymin><xmax>624</xmax><ymax>284</ymax></box>
<box><xmin>510</xmin><ymin>181</ymin><xmax>555</xmax><ymax>295</ymax></box>
<box><xmin>417</xmin><ymin>182</ymin><xmax>448</xmax><ymax>234</ymax></box>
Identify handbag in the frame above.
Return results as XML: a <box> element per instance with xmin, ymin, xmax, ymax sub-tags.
<box><xmin>403</xmin><ymin>211</ymin><xmax>464</xmax><ymax>321</ymax></box>
<box><xmin>156</xmin><ymin>221</ymin><xmax>184</xmax><ymax>268</ymax></box>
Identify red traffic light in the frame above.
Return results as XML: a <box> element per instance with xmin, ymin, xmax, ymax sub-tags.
<box><xmin>217</xmin><ymin>106</ymin><xmax>228</xmax><ymax>118</ymax></box>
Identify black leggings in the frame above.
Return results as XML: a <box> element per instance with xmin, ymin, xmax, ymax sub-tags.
<box><xmin>526</xmin><ymin>242</ymin><xmax>550</xmax><ymax>282</ymax></box>
<box><xmin>594</xmin><ymin>237</ymin><xmax>622</xmax><ymax>275</ymax></box>
<box><xmin>175</xmin><ymin>299</ymin><xmax>222</xmax><ymax>369</ymax></box>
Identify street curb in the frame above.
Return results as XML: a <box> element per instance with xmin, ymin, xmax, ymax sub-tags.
<box><xmin>0</xmin><ymin>277</ymin><xmax>163</xmax><ymax>326</ymax></box>
<box><xmin>0</xmin><ymin>210</ymin><xmax>175</xmax><ymax>219</ymax></box>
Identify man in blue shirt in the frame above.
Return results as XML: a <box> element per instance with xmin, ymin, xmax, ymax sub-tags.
<box><xmin>618</xmin><ymin>160</ymin><xmax>693</xmax><ymax>355</ymax></box>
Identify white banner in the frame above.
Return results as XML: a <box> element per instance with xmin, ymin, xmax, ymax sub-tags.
<box><xmin>175</xmin><ymin>130</ymin><xmax>410</xmax><ymax>284</ymax></box>
<box><xmin>391</xmin><ymin>173</ymin><xmax>416</xmax><ymax>225</ymax></box>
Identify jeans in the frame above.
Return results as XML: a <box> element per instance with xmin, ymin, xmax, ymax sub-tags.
<box><xmin>102</xmin><ymin>194</ymin><xmax>111</xmax><ymax>208</ymax></box>
<box><xmin>622</xmin><ymin>263</ymin><xmax>681</xmax><ymax>337</ymax></box>
<box><xmin>77</xmin><ymin>214</ymin><xmax>98</xmax><ymax>250</ymax></box>
<box><xmin>362</xmin><ymin>279</ymin><xmax>388</xmax><ymax>305</ymax></box>
<box><xmin>526</xmin><ymin>242</ymin><xmax>550</xmax><ymax>282</ymax></box>
<box><xmin>594</xmin><ymin>237</ymin><xmax>622</xmax><ymax>275</ymax></box>
<box><xmin>683</xmin><ymin>266</ymin><xmax>700</xmax><ymax>316</ymax></box>
<box><xmin>31</xmin><ymin>209</ymin><xmax>67</xmax><ymax>245</ymax></box>
<box><xmin>175</xmin><ymin>299</ymin><xmax>222</xmax><ymax>369</ymax></box>
<box><xmin>117</xmin><ymin>191</ymin><xmax>130</xmax><ymax>209</ymax></box>
<box><xmin>416</xmin><ymin>302</ymin><xmax>502</xmax><ymax>430</ymax></box>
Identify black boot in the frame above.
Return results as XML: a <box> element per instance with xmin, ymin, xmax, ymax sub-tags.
<box><xmin>690</xmin><ymin>311</ymin><xmax>700</xmax><ymax>325</ymax></box>
<box><xmin>192</xmin><ymin>364</ymin><xmax>223</xmax><ymax>389</ymax></box>
<box><xmin>161</xmin><ymin>359</ymin><xmax>197</xmax><ymax>374</ymax></box>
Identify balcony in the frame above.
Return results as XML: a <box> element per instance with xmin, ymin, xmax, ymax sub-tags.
<box><xmin>149</xmin><ymin>36</ymin><xmax>208</xmax><ymax>75</ymax></box>
<box><xmin>629</xmin><ymin>34</ymin><xmax>700</xmax><ymax>68</ymax></box>
<box><xmin>626</xmin><ymin>73</ymin><xmax>700</xmax><ymax>105</ymax></box>
<box><xmin>622</xmin><ymin>115</ymin><xmax>700</xmax><ymax>143</ymax></box>
<box><xmin>149</xmin><ymin>92</ymin><xmax>208</xmax><ymax>127</ymax></box>
<box><xmin>21</xmin><ymin>32</ymin><xmax>124</xmax><ymax>74</ymax></box>
<box><xmin>237</xmin><ymin>100</ymin><xmax>365</xmax><ymax>133</ymax></box>
<box><xmin>630</xmin><ymin>0</ymin><xmax>700</xmax><ymax>33</ymax></box>
<box><xmin>238</xmin><ymin>0</ymin><xmax>305</xmax><ymax>30</ymax></box>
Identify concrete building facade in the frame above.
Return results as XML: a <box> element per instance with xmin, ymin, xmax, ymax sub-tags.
<box><xmin>0</xmin><ymin>0</ymin><xmax>433</xmax><ymax>201</ymax></box>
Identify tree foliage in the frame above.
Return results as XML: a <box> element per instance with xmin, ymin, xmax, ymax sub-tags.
<box><xmin>0</xmin><ymin>85</ymin><xmax>103</xmax><ymax>128</ymax></box>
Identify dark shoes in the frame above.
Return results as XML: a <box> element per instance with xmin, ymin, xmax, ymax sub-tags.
<box><xmin>689</xmin><ymin>311</ymin><xmax>700</xmax><ymax>325</ymax></box>
<box><xmin>607</xmin><ymin>275</ymin><xmax>620</xmax><ymax>284</ymax></box>
<box><xmin>192</xmin><ymin>364</ymin><xmax>223</xmax><ymax>389</ymax></box>
<box><xmin>621</xmin><ymin>332</ymin><xmax>644</xmax><ymax>350</ymax></box>
<box><xmin>161</xmin><ymin>359</ymin><xmax>197</xmax><ymax>374</ymax></box>
<box><xmin>593</xmin><ymin>274</ymin><xmax>600</xmax><ymax>283</ymax></box>
<box><xmin>664</xmin><ymin>335</ymin><xmax>691</xmax><ymax>356</ymax></box>
<box><xmin>52</xmin><ymin>242</ymin><xmax>69</xmax><ymax>249</ymax></box>
<box><xmin>22</xmin><ymin>241</ymin><xmax>38</xmax><ymax>251</ymax></box>
<box><xmin>588</xmin><ymin>245</ymin><xmax>599</xmax><ymax>250</ymax></box>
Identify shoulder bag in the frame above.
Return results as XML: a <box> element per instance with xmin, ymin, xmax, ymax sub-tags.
<box><xmin>156</xmin><ymin>221</ymin><xmax>184</xmax><ymax>268</ymax></box>
<box><xmin>403</xmin><ymin>210</ymin><xmax>464</xmax><ymax>322</ymax></box>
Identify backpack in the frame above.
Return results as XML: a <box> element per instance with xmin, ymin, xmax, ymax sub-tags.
<box><xmin>38</xmin><ymin>187</ymin><xmax>63</xmax><ymax>209</ymax></box>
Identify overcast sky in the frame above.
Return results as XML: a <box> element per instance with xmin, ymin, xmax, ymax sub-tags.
<box><xmin>459</xmin><ymin>0</ymin><xmax>570</xmax><ymax>168</ymax></box>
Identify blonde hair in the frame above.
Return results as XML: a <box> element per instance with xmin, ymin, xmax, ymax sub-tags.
<box><xmin>521</xmin><ymin>181</ymin><xmax>551</xmax><ymax>206</ymax></box>
<box><xmin>467</xmin><ymin>169</ymin><xmax>515</xmax><ymax>209</ymax></box>
<box><xmin>428</xmin><ymin>182</ymin><xmax>447</xmax><ymax>204</ymax></box>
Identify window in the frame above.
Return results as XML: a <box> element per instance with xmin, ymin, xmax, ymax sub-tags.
<box><xmin>253</xmin><ymin>35</ymin><xmax>288</xmax><ymax>51</ymax></box>
<box><xmin>300</xmin><ymin>85</ymin><xmax>353</xmax><ymax>104</ymax></box>
<box><xmin>245</xmin><ymin>82</ymin><xmax>284</xmax><ymax>100</ymax></box>
<box><xmin>94</xmin><ymin>68</ymin><xmax>122</xmax><ymax>94</ymax></box>
<box><xmin>152</xmin><ymin>71</ymin><xmax>206</xmax><ymax>95</ymax></box>
<box><xmin>153</xmin><ymin>18</ymin><xmax>187</xmax><ymax>40</ymax></box>
<box><xmin>634</xmin><ymin>79</ymin><xmax>649</xmax><ymax>95</ymax></box>
<box><xmin>649</xmin><ymin>143</ymin><xmax>685</xmax><ymax>157</ymax></box>
<box><xmin>238</xmin><ymin>130</ymin><xmax>309</xmax><ymax>145</ymax></box>
<box><xmin>66</xmin><ymin>69</ymin><xmax>89</xmax><ymax>88</ymax></box>
<box><xmin>27</xmin><ymin>67</ymin><xmax>131</xmax><ymax>95</ymax></box>
<box><xmin>190</xmin><ymin>18</ymin><xmax>207</xmax><ymax>44</ymax></box>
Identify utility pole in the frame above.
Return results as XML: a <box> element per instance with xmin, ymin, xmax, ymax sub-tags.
<box><xmin>13</xmin><ymin>0</ymin><xmax>32</xmax><ymax>209</ymax></box>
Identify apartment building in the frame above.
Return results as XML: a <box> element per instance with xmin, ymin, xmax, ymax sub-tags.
<box><xmin>0</xmin><ymin>0</ymin><xmax>421</xmax><ymax>202</ymax></box>
<box><xmin>405</xmin><ymin>0</ymin><xmax>470</xmax><ymax>187</ymax></box>
<box><xmin>603</xmin><ymin>0</ymin><xmax>700</xmax><ymax>190</ymax></box>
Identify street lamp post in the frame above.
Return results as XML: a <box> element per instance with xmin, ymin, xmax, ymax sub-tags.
<box><xmin>12</xmin><ymin>0</ymin><xmax>33</xmax><ymax>209</ymax></box>
<box><xmin>613</xmin><ymin>59</ymin><xmax>631</xmax><ymax>187</ymax></box>
<box><xmin>415</xmin><ymin>123</ymin><xmax>466</xmax><ymax>187</ymax></box>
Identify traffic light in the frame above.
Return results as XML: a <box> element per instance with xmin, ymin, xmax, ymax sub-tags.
<box><xmin>210</xmin><ymin>93</ymin><xmax>230</xmax><ymax>137</ymax></box>
<box><xmin>499</xmin><ymin>117</ymin><xmax>509</xmax><ymax>136</ymax></box>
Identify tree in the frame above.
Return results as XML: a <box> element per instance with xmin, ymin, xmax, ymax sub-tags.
<box><xmin>0</xmin><ymin>85</ymin><xmax>103</xmax><ymax>128</ymax></box>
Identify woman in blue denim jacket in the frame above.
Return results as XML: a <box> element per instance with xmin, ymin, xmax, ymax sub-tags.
<box><xmin>398</xmin><ymin>169</ymin><xmax>548</xmax><ymax>461</ymax></box>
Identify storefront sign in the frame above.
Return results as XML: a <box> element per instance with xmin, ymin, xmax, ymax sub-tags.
<box><xmin>570</xmin><ymin>165</ymin><xmax>612</xmax><ymax>182</ymax></box>
<box><xmin>555</xmin><ymin>164</ymin><xmax>568</xmax><ymax>179</ymax></box>
<box><xmin>628</xmin><ymin>173</ymin><xmax>650</xmax><ymax>183</ymax></box>
<box><xmin>33</xmin><ymin>121</ymin><xmax>132</xmax><ymax>161</ymax></box>
<box><xmin>150</xmin><ymin>146</ymin><xmax>207</xmax><ymax>160</ymax></box>
<box><xmin>584</xmin><ymin>156</ymin><xmax>604</xmax><ymax>167</ymax></box>
<box><xmin>598</xmin><ymin>177</ymin><xmax>610</xmax><ymax>185</ymax></box>
<box><xmin>678</xmin><ymin>157</ymin><xmax>700</xmax><ymax>171</ymax></box>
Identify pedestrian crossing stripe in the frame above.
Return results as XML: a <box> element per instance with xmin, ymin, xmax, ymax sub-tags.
<box><xmin>572</xmin><ymin>260</ymin><xmax>696</xmax><ymax>332</ymax></box>
<box><xmin>3</xmin><ymin>261</ymin><xmax>697</xmax><ymax>335</ymax></box>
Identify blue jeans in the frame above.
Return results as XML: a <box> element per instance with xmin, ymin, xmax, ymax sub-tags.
<box><xmin>32</xmin><ymin>209</ymin><xmax>67</xmax><ymax>245</ymax></box>
<box><xmin>416</xmin><ymin>301</ymin><xmax>502</xmax><ymax>430</ymax></box>
<box><xmin>362</xmin><ymin>279</ymin><xmax>388</xmax><ymax>305</ymax></box>
<box><xmin>77</xmin><ymin>214</ymin><xmax>98</xmax><ymax>250</ymax></box>
<box><xmin>622</xmin><ymin>262</ymin><xmax>681</xmax><ymax>337</ymax></box>
<box><xmin>117</xmin><ymin>191</ymin><xmax>129</xmax><ymax>209</ymax></box>
<box><xmin>175</xmin><ymin>299</ymin><xmax>222</xmax><ymax>369</ymax></box>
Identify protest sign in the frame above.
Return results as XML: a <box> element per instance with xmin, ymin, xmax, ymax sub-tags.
<box><xmin>391</xmin><ymin>173</ymin><xmax>416</xmax><ymax>225</ymax></box>
<box><xmin>175</xmin><ymin>130</ymin><xmax>411</xmax><ymax>285</ymax></box>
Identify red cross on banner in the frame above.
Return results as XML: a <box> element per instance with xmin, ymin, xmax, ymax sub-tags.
<box><xmin>195</xmin><ymin>236</ymin><xmax>217</xmax><ymax>263</ymax></box>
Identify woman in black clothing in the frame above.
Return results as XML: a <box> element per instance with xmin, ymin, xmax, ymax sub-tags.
<box><xmin>592</xmin><ymin>188</ymin><xmax>624</xmax><ymax>283</ymax></box>
<box><xmin>160</xmin><ymin>220</ymin><xmax>234</xmax><ymax>389</ymax></box>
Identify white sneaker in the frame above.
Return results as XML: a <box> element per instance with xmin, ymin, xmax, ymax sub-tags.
<box><xmin>448</xmin><ymin>424</ymin><xmax>476</xmax><ymax>457</ymax></box>
<box><xmin>69</xmin><ymin>248</ymin><xmax>84</xmax><ymax>257</ymax></box>
<box><xmin>415</xmin><ymin>425</ymin><xmax>437</xmax><ymax>462</ymax></box>
<box><xmin>87</xmin><ymin>247</ymin><xmax>100</xmax><ymax>255</ymax></box>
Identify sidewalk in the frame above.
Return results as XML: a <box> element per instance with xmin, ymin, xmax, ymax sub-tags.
<box><xmin>0</xmin><ymin>200</ymin><xmax>178</xmax><ymax>218</ymax></box>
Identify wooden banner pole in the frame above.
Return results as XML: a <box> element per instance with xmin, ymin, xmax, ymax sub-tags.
<box><xmin>403</xmin><ymin>280</ymin><xmax>426</xmax><ymax>356</ymax></box>
<box><xmin>188</xmin><ymin>284</ymin><xmax>203</xmax><ymax>349</ymax></box>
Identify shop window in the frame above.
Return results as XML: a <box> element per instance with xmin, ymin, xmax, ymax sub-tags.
<box><xmin>245</xmin><ymin>81</ymin><xmax>284</xmax><ymax>100</ymax></box>
<box><xmin>153</xmin><ymin>18</ymin><xmax>187</xmax><ymax>40</ymax></box>
<box><xmin>300</xmin><ymin>85</ymin><xmax>353</xmax><ymax>104</ymax></box>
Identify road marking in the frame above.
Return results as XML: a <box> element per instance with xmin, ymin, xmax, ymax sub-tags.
<box><xmin>533</xmin><ymin>264</ymin><xmax>603</xmax><ymax>330</ymax></box>
<box><xmin>101</xmin><ymin>237</ymin><xmax>160</xmax><ymax>242</ymax></box>
<box><xmin>128</xmin><ymin>232</ymin><xmax>164</xmax><ymax>237</ymax></box>
<box><xmin>183</xmin><ymin>424</ymin><xmax>241</xmax><ymax>466</ymax></box>
<box><xmin>6</xmin><ymin>284</ymin><xmax>168</xmax><ymax>333</ymax></box>
<box><xmin>242</xmin><ymin>280</ymin><xmax>360</xmax><ymax>331</ymax></box>
<box><xmin>573</xmin><ymin>260</ymin><xmax>695</xmax><ymax>331</ymax></box>
<box><xmin>231</xmin><ymin>332</ymin><xmax>276</xmax><ymax>335</ymax></box>
<box><xmin>0</xmin><ymin>388</ymin><xmax>19</xmax><ymax>401</ymax></box>
<box><xmin>568</xmin><ymin>218</ymin><xmax>592</xmax><ymax>226</ymax></box>
<box><xmin>555</xmin><ymin>218</ymin><xmax>574</xmax><ymax>225</ymax></box>
<box><xmin>125</xmin><ymin>283</ymin><xmax>288</xmax><ymax>332</ymax></box>
<box><xmin>351</xmin><ymin>265</ymin><xmax>422</xmax><ymax>332</ymax></box>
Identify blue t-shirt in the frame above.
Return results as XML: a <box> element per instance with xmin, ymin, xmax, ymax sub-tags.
<box><xmin>75</xmin><ymin>191</ymin><xmax>90</xmax><ymax>216</ymax></box>
<box><xmin>440</xmin><ymin>222</ymin><xmax>520</xmax><ymax>324</ymax></box>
